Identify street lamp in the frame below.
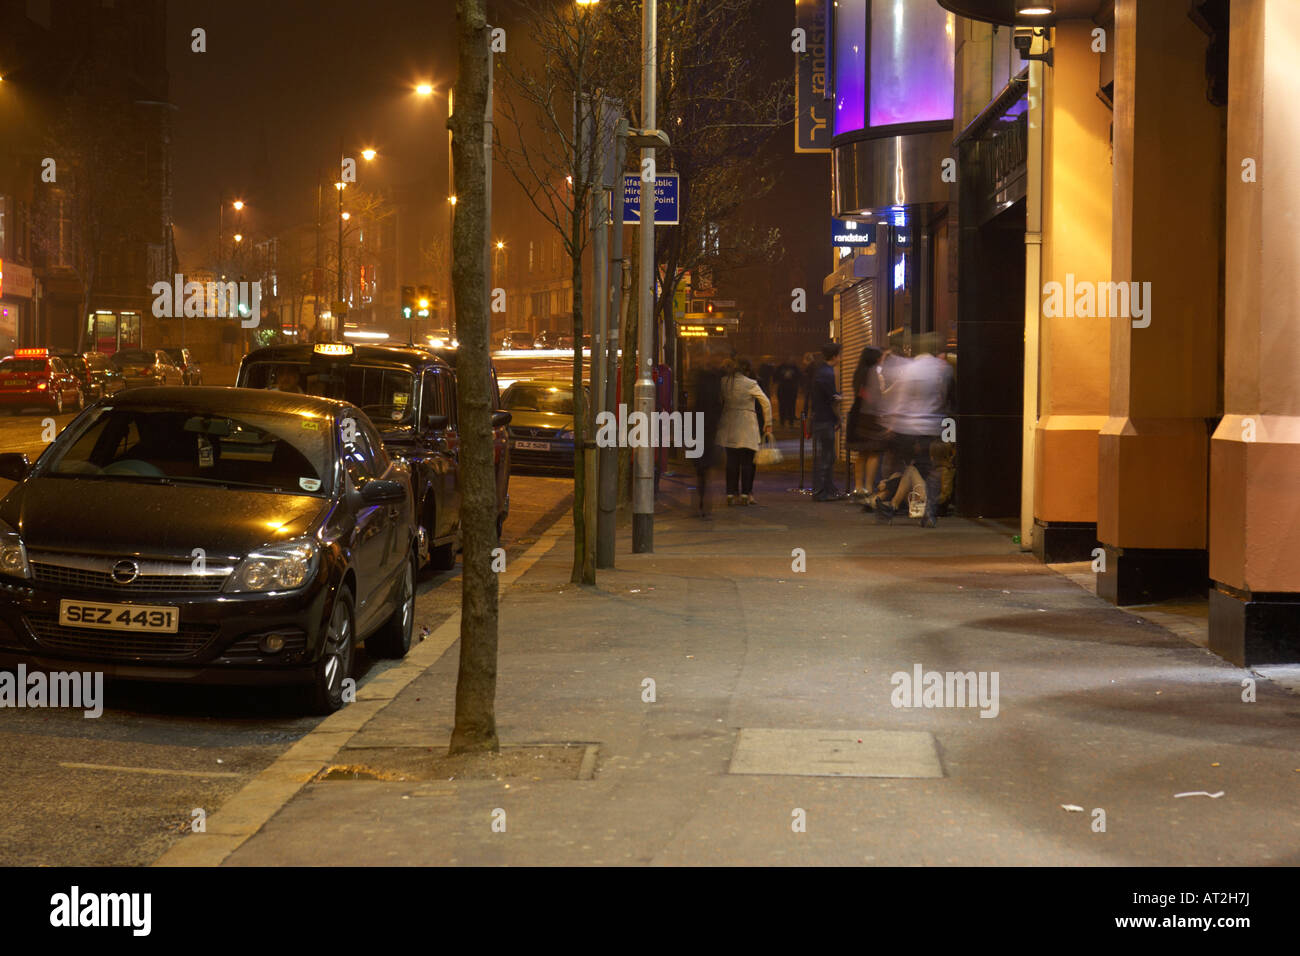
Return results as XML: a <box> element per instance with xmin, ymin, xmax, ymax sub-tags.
<box><xmin>415</xmin><ymin>83</ymin><xmax>434</xmax><ymax>97</ymax></box>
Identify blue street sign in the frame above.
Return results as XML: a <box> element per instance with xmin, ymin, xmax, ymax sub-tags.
<box><xmin>624</xmin><ymin>172</ymin><xmax>680</xmax><ymax>225</ymax></box>
<box><xmin>831</xmin><ymin>217</ymin><xmax>876</xmax><ymax>247</ymax></box>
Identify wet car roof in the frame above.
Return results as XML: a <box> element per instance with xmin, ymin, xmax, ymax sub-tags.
<box><xmin>106</xmin><ymin>385</ymin><xmax>349</xmax><ymax>417</ymax></box>
<box><xmin>244</xmin><ymin>344</ymin><xmax>452</xmax><ymax>372</ymax></box>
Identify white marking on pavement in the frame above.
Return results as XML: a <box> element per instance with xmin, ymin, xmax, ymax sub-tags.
<box><xmin>60</xmin><ymin>762</ymin><xmax>244</xmax><ymax>779</ymax></box>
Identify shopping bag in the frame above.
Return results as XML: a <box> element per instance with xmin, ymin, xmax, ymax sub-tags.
<box><xmin>755</xmin><ymin>436</ymin><xmax>783</xmax><ymax>466</ymax></box>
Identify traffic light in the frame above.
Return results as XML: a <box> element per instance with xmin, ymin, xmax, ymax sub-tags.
<box><xmin>417</xmin><ymin>285</ymin><xmax>432</xmax><ymax>317</ymax></box>
<box><xmin>401</xmin><ymin>285</ymin><xmax>416</xmax><ymax>319</ymax></box>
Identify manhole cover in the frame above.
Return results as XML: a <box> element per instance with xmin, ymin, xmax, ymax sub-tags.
<box><xmin>728</xmin><ymin>729</ymin><xmax>943</xmax><ymax>778</ymax></box>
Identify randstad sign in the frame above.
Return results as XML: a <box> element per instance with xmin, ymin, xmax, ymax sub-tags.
<box><xmin>831</xmin><ymin>217</ymin><xmax>876</xmax><ymax>247</ymax></box>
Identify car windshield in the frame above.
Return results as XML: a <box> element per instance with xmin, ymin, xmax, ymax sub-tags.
<box><xmin>243</xmin><ymin>361</ymin><xmax>416</xmax><ymax>427</ymax></box>
<box><xmin>1</xmin><ymin>359</ymin><xmax>47</xmax><ymax>373</ymax></box>
<box><xmin>112</xmin><ymin>350</ymin><xmax>154</xmax><ymax>366</ymax></box>
<box><xmin>43</xmin><ymin>405</ymin><xmax>334</xmax><ymax>495</ymax></box>
<box><xmin>502</xmin><ymin>383</ymin><xmax>574</xmax><ymax>415</ymax></box>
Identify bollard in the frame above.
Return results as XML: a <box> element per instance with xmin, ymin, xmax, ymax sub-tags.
<box><xmin>790</xmin><ymin>410</ymin><xmax>811</xmax><ymax>494</ymax></box>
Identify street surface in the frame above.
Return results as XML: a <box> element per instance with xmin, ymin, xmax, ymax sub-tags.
<box><xmin>0</xmin><ymin>472</ymin><xmax>572</xmax><ymax>866</ymax></box>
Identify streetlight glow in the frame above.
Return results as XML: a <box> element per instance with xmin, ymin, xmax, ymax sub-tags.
<box><xmin>341</xmin><ymin>212</ymin><xmax>350</xmax><ymax>220</ymax></box>
<box><xmin>416</xmin><ymin>83</ymin><xmax>434</xmax><ymax>97</ymax></box>
<box><xmin>496</xmin><ymin>240</ymin><xmax>505</xmax><ymax>250</ymax></box>
<box><xmin>233</xmin><ymin>199</ymin><xmax>244</xmax><ymax>211</ymax></box>
<box><xmin>361</xmin><ymin>148</ymin><xmax>377</xmax><ymax>161</ymax></box>
<box><xmin>335</xmin><ymin>181</ymin><xmax>346</xmax><ymax>191</ymax></box>
<box><xmin>448</xmin><ymin>195</ymin><xmax>457</xmax><ymax>205</ymax></box>
<box><xmin>234</xmin><ymin>233</ymin><xmax>243</xmax><ymax>243</ymax></box>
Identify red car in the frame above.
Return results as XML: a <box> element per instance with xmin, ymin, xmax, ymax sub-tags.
<box><xmin>0</xmin><ymin>349</ymin><xmax>85</xmax><ymax>414</ymax></box>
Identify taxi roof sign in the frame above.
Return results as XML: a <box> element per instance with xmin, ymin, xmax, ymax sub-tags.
<box><xmin>313</xmin><ymin>343</ymin><xmax>353</xmax><ymax>356</ymax></box>
<box><xmin>13</xmin><ymin>348</ymin><xmax>48</xmax><ymax>358</ymax></box>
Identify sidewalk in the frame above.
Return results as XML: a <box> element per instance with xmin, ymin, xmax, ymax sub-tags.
<box><xmin>164</xmin><ymin>456</ymin><xmax>1300</xmax><ymax>866</ymax></box>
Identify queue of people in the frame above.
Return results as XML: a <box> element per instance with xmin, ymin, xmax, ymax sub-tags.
<box><xmin>689</xmin><ymin>342</ymin><xmax>956</xmax><ymax>527</ymax></box>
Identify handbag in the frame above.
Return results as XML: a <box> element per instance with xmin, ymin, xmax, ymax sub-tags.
<box><xmin>755</xmin><ymin>435</ymin><xmax>783</xmax><ymax>466</ymax></box>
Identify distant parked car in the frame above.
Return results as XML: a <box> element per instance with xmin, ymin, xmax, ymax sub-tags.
<box><xmin>110</xmin><ymin>349</ymin><xmax>185</xmax><ymax>389</ymax></box>
<box><xmin>502</xmin><ymin>378</ymin><xmax>590</xmax><ymax>473</ymax></box>
<box><xmin>500</xmin><ymin>329</ymin><xmax>534</xmax><ymax>350</ymax></box>
<box><xmin>532</xmin><ymin>330</ymin><xmax>561</xmax><ymax>350</ymax></box>
<box><xmin>162</xmin><ymin>348</ymin><xmax>202</xmax><ymax>385</ymax></box>
<box><xmin>0</xmin><ymin>349</ymin><xmax>84</xmax><ymax>414</ymax></box>
<box><xmin>54</xmin><ymin>351</ymin><xmax>125</xmax><ymax>401</ymax></box>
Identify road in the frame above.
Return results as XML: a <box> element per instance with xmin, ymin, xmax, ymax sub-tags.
<box><xmin>0</xmin><ymin>470</ymin><xmax>574</xmax><ymax>866</ymax></box>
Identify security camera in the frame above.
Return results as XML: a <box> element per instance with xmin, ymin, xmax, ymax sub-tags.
<box><xmin>1013</xmin><ymin>27</ymin><xmax>1034</xmax><ymax>60</ymax></box>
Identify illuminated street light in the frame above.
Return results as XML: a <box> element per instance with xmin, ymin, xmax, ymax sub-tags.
<box><xmin>496</xmin><ymin>240</ymin><xmax>505</xmax><ymax>250</ymax></box>
<box><xmin>447</xmin><ymin>195</ymin><xmax>457</xmax><ymax>205</ymax></box>
<box><xmin>416</xmin><ymin>83</ymin><xmax>434</xmax><ymax>97</ymax></box>
<box><xmin>341</xmin><ymin>212</ymin><xmax>351</xmax><ymax>221</ymax></box>
<box><xmin>361</xmin><ymin>148</ymin><xmax>377</xmax><ymax>161</ymax></box>
<box><xmin>233</xmin><ymin>199</ymin><xmax>244</xmax><ymax>211</ymax></box>
<box><xmin>335</xmin><ymin>181</ymin><xmax>346</xmax><ymax>191</ymax></box>
<box><xmin>233</xmin><ymin>233</ymin><xmax>243</xmax><ymax>243</ymax></box>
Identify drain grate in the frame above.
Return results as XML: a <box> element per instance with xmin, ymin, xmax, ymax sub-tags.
<box><xmin>728</xmin><ymin>728</ymin><xmax>943</xmax><ymax>778</ymax></box>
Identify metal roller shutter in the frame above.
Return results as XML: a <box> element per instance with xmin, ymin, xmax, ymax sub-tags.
<box><xmin>837</xmin><ymin>279</ymin><xmax>874</xmax><ymax>459</ymax></box>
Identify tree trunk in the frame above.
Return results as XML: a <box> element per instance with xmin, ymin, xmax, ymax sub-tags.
<box><xmin>448</xmin><ymin>0</ymin><xmax>499</xmax><ymax>756</ymax></box>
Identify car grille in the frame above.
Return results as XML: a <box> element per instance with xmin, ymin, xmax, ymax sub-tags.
<box><xmin>508</xmin><ymin>426</ymin><xmax>561</xmax><ymax>439</ymax></box>
<box><xmin>24</xmin><ymin>613</ymin><xmax>219</xmax><ymax>662</ymax></box>
<box><xmin>29</xmin><ymin>556</ymin><xmax>230</xmax><ymax>593</ymax></box>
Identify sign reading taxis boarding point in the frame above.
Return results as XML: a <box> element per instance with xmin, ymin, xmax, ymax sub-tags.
<box><xmin>624</xmin><ymin>172</ymin><xmax>680</xmax><ymax>225</ymax></box>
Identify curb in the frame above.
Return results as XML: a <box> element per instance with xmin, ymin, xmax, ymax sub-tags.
<box><xmin>152</xmin><ymin>519</ymin><xmax>570</xmax><ymax>867</ymax></box>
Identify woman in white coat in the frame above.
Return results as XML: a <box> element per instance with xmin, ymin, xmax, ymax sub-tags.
<box><xmin>717</xmin><ymin>358</ymin><xmax>773</xmax><ymax>505</ymax></box>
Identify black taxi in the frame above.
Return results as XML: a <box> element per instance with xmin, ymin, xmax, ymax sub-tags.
<box><xmin>237</xmin><ymin>343</ymin><xmax>510</xmax><ymax>572</ymax></box>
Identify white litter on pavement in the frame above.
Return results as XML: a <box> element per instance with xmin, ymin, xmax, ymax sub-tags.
<box><xmin>1173</xmin><ymin>791</ymin><xmax>1224</xmax><ymax>799</ymax></box>
<box><xmin>1060</xmin><ymin>804</ymin><xmax>1085</xmax><ymax>812</ymax></box>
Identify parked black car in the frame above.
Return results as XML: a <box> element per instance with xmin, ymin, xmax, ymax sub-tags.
<box><xmin>0</xmin><ymin>387</ymin><xmax>417</xmax><ymax>713</ymax></box>
<box><xmin>54</xmin><ymin>350</ymin><xmax>126</xmax><ymax>401</ymax></box>
<box><xmin>236</xmin><ymin>343</ymin><xmax>511</xmax><ymax>572</ymax></box>
<box><xmin>162</xmin><ymin>347</ymin><xmax>203</xmax><ymax>385</ymax></box>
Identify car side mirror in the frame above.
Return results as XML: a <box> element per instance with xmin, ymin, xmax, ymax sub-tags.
<box><xmin>425</xmin><ymin>413</ymin><xmax>449</xmax><ymax>431</ymax></box>
<box><xmin>491</xmin><ymin>410</ymin><xmax>512</xmax><ymax>428</ymax></box>
<box><xmin>360</xmin><ymin>479</ymin><xmax>407</xmax><ymax>504</ymax></box>
<box><xmin>0</xmin><ymin>453</ymin><xmax>31</xmax><ymax>483</ymax></box>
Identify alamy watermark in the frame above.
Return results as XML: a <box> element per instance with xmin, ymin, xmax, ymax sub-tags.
<box><xmin>151</xmin><ymin>273</ymin><xmax>261</xmax><ymax>327</ymax></box>
<box><xmin>890</xmin><ymin>663</ymin><xmax>999</xmax><ymax>718</ymax></box>
<box><xmin>594</xmin><ymin>406</ymin><xmax>705</xmax><ymax>459</ymax></box>
<box><xmin>1042</xmin><ymin>273</ymin><xmax>1151</xmax><ymax>329</ymax></box>
<box><xmin>0</xmin><ymin>664</ymin><xmax>102</xmax><ymax>718</ymax></box>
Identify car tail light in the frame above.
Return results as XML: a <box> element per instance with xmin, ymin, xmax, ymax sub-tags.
<box><xmin>36</xmin><ymin>382</ymin><xmax>47</xmax><ymax>390</ymax></box>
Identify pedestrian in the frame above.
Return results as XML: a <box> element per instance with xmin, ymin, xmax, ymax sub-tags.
<box><xmin>809</xmin><ymin>341</ymin><xmax>842</xmax><ymax>500</ymax></box>
<box><xmin>876</xmin><ymin>351</ymin><xmax>953</xmax><ymax>527</ymax></box>
<box><xmin>757</xmin><ymin>356</ymin><xmax>776</xmax><ymax>398</ymax></box>
<box><xmin>690</xmin><ymin>353</ymin><xmax>725</xmax><ymax>517</ymax></box>
<box><xmin>717</xmin><ymin>357</ymin><xmax>773</xmax><ymax>506</ymax></box>
<box><xmin>775</xmin><ymin>354</ymin><xmax>801</xmax><ymax>426</ymax></box>
<box><xmin>845</xmin><ymin>346</ymin><xmax>888</xmax><ymax>498</ymax></box>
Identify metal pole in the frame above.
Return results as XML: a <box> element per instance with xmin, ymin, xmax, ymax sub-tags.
<box><xmin>598</xmin><ymin>119</ymin><xmax>627</xmax><ymax>568</ymax></box>
<box><xmin>484</xmin><ymin>48</ymin><xmax>493</xmax><ymax>336</ymax></box>
<box><xmin>632</xmin><ymin>0</ymin><xmax>657</xmax><ymax>553</ymax></box>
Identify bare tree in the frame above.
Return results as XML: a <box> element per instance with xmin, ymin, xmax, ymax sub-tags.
<box><xmin>448</xmin><ymin>0</ymin><xmax>500</xmax><ymax>756</ymax></box>
<box><xmin>495</xmin><ymin>0</ymin><xmax>626</xmax><ymax>585</ymax></box>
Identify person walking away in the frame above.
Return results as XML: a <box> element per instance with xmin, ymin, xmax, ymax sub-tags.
<box><xmin>717</xmin><ymin>357</ymin><xmax>773</xmax><ymax>506</ymax></box>
<box><xmin>757</xmin><ymin>356</ymin><xmax>776</xmax><ymax>399</ymax></box>
<box><xmin>845</xmin><ymin>346</ymin><xmax>887</xmax><ymax>498</ymax></box>
<box><xmin>875</xmin><ymin>352</ymin><xmax>953</xmax><ymax>527</ymax></box>
<box><xmin>691</xmin><ymin>353</ymin><xmax>725</xmax><ymax>517</ymax></box>
<box><xmin>775</xmin><ymin>355</ymin><xmax>801</xmax><ymax>427</ymax></box>
<box><xmin>810</xmin><ymin>342</ymin><xmax>842</xmax><ymax>500</ymax></box>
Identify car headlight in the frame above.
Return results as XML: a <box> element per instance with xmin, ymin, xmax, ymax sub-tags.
<box><xmin>224</xmin><ymin>539</ymin><xmax>319</xmax><ymax>593</ymax></box>
<box><xmin>0</xmin><ymin>522</ymin><xmax>31</xmax><ymax>581</ymax></box>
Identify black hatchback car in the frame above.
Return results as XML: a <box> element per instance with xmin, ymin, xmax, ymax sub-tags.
<box><xmin>237</xmin><ymin>343</ymin><xmax>510</xmax><ymax>571</ymax></box>
<box><xmin>0</xmin><ymin>387</ymin><xmax>416</xmax><ymax>713</ymax></box>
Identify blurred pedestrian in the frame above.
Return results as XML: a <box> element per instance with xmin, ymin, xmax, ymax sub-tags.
<box><xmin>845</xmin><ymin>346</ymin><xmax>887</xmax><ymax>498</ymax></box>
<box><xmin>810</xmin><ymin>341</ymin><xmax>842</xmax><ymax>500</ymax></box>
<box><xmin>718</xmin><ymin>357</ymin><xmax>773</xmax><ymax>506</ymax></box>
<box><xmin>690</xmin><ymin>353</ymin><xmax>725</xmax><ymax>517</ymax></box>
<box><xmin>876</xmin><ymin>352</ymin><xmax>953</xmax><ymax>527</ymax></box>
<box><xmin>775</xmin><ymin>355</ymin><xmax>801</xmax><ymax>426</ymax></box>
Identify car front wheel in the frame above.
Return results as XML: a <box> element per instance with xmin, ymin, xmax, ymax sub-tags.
<box><xmin>306</xmin><ymin>589</ymin><xmax>355</xmax><ymax>714</ymax></box>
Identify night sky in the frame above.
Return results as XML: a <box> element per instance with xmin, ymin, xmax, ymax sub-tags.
<box><xmin>166</xmin><ymin>0</ymin><xmax>454</xmax><ymax>267</ymax></box>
